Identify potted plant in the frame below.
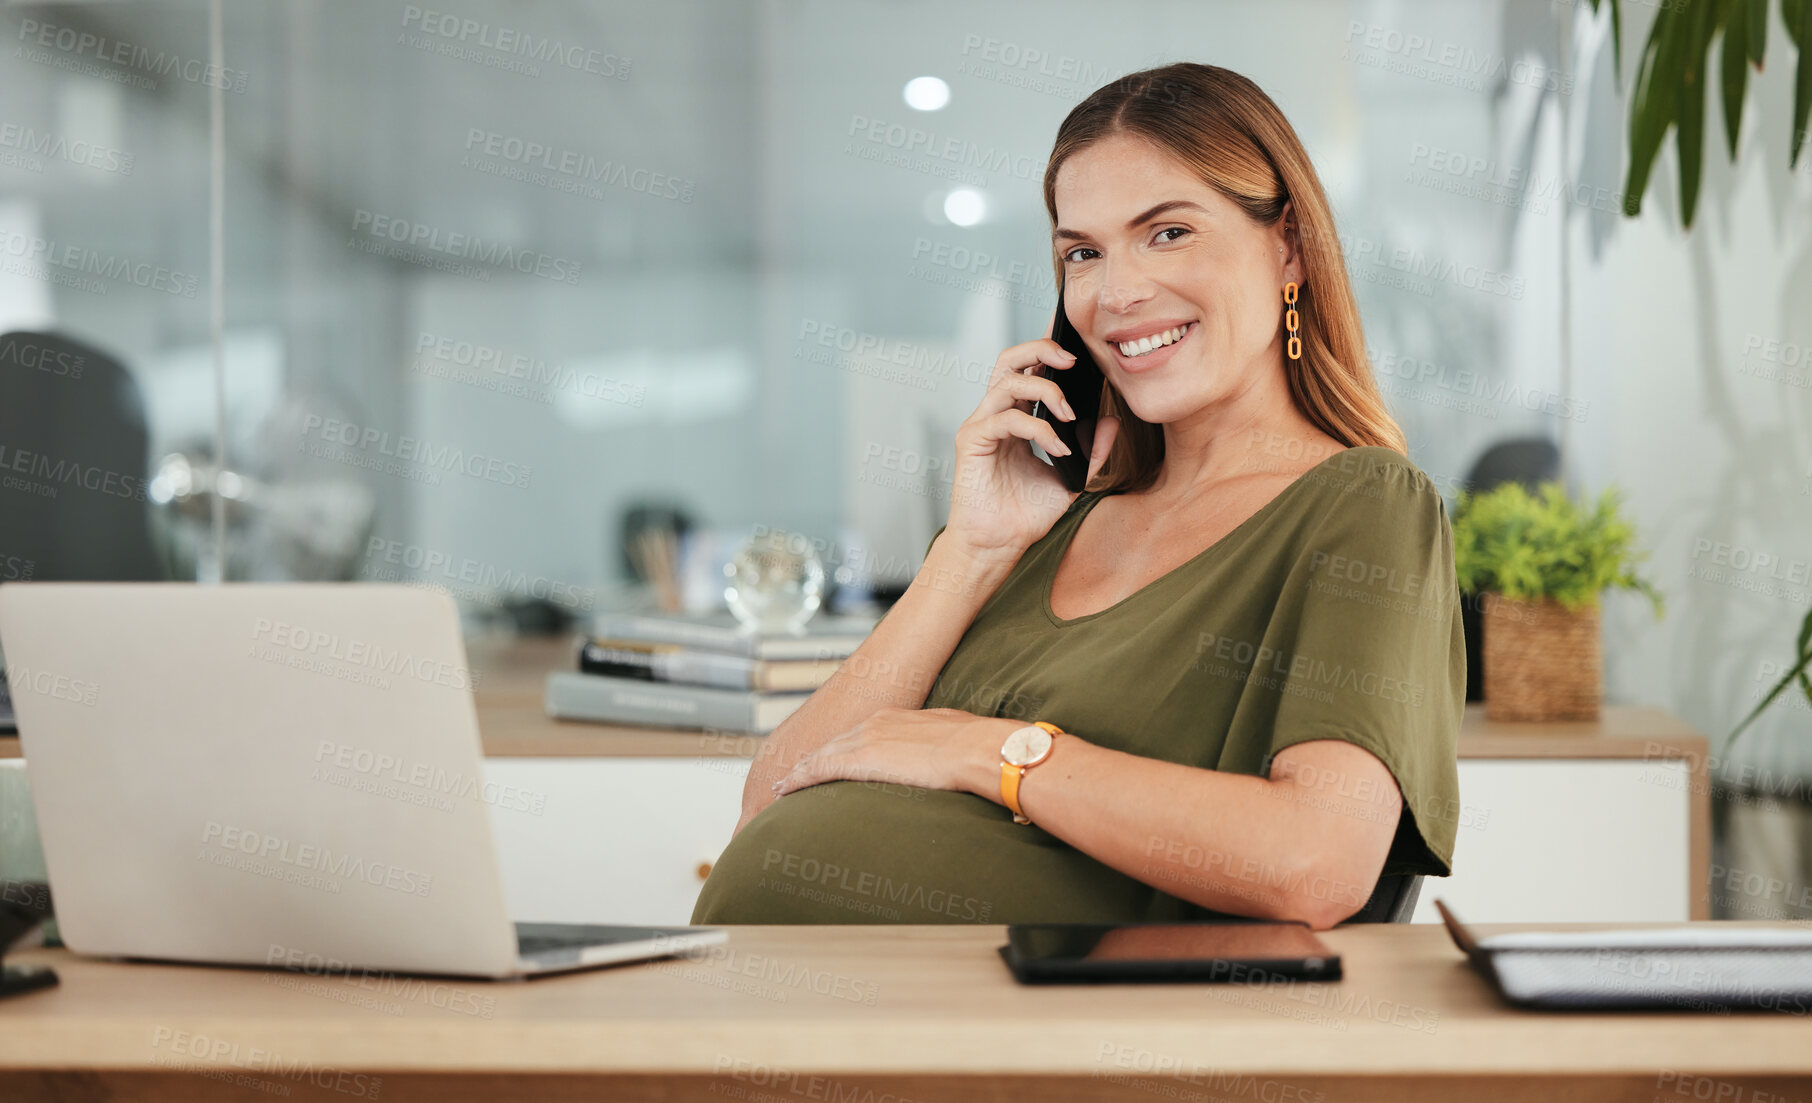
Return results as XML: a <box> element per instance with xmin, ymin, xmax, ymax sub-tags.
<box><xmin>1452</xmin><ymin>481</ymin><xmax>1665</xmax><ymax>722</ymax></box>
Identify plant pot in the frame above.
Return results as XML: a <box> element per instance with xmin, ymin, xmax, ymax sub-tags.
<box><xmin>1480</xmin><ymin>592</ymin><xmax>1601</xmax><ymax>722</ymax></box>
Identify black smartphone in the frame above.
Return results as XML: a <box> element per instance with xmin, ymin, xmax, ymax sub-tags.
<box><xmin>998</xmin><ymin>920</ymin><xmax>1341</xmax><ymax>985</ymax></box>
<box><xmin>1031</xmin><ymin>279</ymin><xmax>1105</xmax><ymax>492</ymax></box>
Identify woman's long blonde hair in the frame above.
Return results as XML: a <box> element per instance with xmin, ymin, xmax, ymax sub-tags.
<box><xmin>1043</xmin><ymin>63</ymin><xmax>1405</xmax><ymax>493</ymax></box>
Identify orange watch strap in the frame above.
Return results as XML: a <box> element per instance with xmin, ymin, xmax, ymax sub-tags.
<box><xmin>1001</xmin><ymin>762</ymin><xmax>1025</xmax><ymax>819</ymax></box>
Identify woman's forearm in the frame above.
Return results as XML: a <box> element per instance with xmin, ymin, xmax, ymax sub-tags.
<box><xmin>737</xmin><ymin>534</ymin><xmax>1020</xmax><ymax>823</ymax></box>
<box><xmin>955</xmin><ymin>730</ymin><xmax>1400</xmax><ymax>928</ymax></box>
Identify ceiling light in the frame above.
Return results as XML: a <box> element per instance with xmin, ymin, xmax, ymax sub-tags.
<box><xmin>903</xmin><ymin>76</ymin><xmax>950</xmax><ymax>111</ymax></box>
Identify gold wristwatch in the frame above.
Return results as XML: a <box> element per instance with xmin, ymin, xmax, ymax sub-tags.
<box><xmin>999</xmin><ymin>721</ymin><xmax>1062</xmax><ymax>825</ymax></box>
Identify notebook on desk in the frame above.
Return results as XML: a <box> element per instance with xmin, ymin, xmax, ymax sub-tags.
<box><xmin>1436</xmin><ymin>899</ymin><xmax>1812</xmax><ymax>1012</ymax></box>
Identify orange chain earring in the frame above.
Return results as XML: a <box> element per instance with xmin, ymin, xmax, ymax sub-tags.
<box><xmin>1283</xmin><ymin>282</ymin><xmax>1301</xmax><ymax>362</ymax></box>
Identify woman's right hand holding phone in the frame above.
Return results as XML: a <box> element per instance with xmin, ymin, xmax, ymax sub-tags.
<box><xmin>940</xmin><ymin>338</ymin><xmax>1119</xmax><ymax>566</ymax></box>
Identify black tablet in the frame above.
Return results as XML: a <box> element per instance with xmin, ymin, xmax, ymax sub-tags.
<box><xmin>999</xmin><ymin>920</ymin><xmax>1341</xmax><ymax>984</ymax></box>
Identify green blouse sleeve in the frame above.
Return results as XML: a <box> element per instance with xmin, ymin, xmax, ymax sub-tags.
<box><xmin>1253</xmin><ymin>454</ymin><xmax>1466</xmax><ymax>877</ymax></box>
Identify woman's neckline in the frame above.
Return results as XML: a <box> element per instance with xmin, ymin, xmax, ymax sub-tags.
<box><xmin>1041</xmin><ymin>446</ymin><xmax>1365</xmax><ymax>628</ymax></box>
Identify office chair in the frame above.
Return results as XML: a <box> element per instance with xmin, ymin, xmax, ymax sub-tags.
<box><xmin>1342</xmin><ymin>872</ymin><xmax>1424</xmax><ymax>924</ymax></box>
<box><xmin>0</xmin><ymin>330</ymin><xmax>162</xmax><ymax>582</ymax></box>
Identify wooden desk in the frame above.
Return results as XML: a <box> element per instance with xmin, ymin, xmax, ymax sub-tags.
<box><xmin>0</xmin><ymin>635</ymin><xmax>1716</xmax><ymax>923</ymax></box>
<box><xmin>1</xmin><ymin>923</ymin><xmax>1807</xmax><ymax>1102</ymax></box>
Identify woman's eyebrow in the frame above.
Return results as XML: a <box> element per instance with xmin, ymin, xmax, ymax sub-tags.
<box><xmin>1053</xmin><ymin>199</ymin><xmax>1208</xmax><ymax>242</ymax></box>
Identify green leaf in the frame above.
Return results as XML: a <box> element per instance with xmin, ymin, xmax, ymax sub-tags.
<box><xmin>1723</xmin><ymin>0</ymin><xmax>1751</xmax><ymax>157</ymax></box>
<box><xmin>1677</xmin><ymin>3</ymin><xmax>1716</xmax><ymax>226</ymax></box>
<box><xmin>1626</xmin><ymin>3</ymin><xmax>1689</xmax><ymax>215</ymax></box>
<box><xmin>1722</xmin><ymin>590</ymin><xmax>1812</xmax><ymax>760</ymax></box>
<box><xmin>1798</xmin><ymin>603</ymin><xmax>1812</xmax><ymax>704</ymax></box>
<box><xmin>1725</xmin><ymin>632</ymin><xmax>1812</xmax><ymax>756</ymax></box>
<box><xmin>1747</xmin><ymin>0</ymin><xmax>1768</xmax><ymax>65</ymax></box>
<box><xmin>1611</xmin><ymin>0</ymin><xmax>1626</xmax><ymax>84</ymax></box>
<box><xmin>1793</xmin><ymin>0</ymin><xmax>1812</xmax><ymax>165</ymax></box>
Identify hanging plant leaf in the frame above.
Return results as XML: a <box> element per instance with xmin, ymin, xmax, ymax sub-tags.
<box><xmin>1723</xmin><ymin>0</ymin><xmax>1751</xmax><ymax>156</ymax></box>
<box><xmin>1676</xmin><ymin>1</ymin><xmax>1718</xmax><ymax>225</ymax></box>
<box><xmin>1625</xmin><ymin>1</ymin><xmax>1690</xmax><ymax>215</ymax></box>
<box><xmin>1614</xmin><ymin>0</ymin><xmax>1807</xmax><ymax>223</ymax></box>
<box><xmin>1788</xmin><ymin>0</ymin><xmax>1812</xmax><ymax>164</ymax></box>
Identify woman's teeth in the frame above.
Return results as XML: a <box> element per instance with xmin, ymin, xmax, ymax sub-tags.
<box><xmin>1117</xmin><ymin>323</ymin><xmax>1191</xmax><ymax>358</ymax></box>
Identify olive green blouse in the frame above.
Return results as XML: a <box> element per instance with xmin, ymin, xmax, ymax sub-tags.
<box><xmin>692</xmin><ymin>446</ymin><xmax>1465</xmax><ymax>925</ymax></box>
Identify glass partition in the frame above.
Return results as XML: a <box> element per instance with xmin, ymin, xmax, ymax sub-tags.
<box><xmin>4</xmin><ymin>0</ymin><xmax>1580</xmax><ymax>610</ymax></box>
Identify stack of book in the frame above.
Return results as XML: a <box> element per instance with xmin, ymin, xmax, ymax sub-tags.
<box><xmin>543</xmin><ymin>610</ymin><xmax>879</xmax><ymax>734</ymax></box>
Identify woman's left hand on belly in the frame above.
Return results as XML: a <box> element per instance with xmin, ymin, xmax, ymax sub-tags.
<box><xmin>768</xmin><ymin>707</ymin><xmax>1019</xmax><ymax>801</ymax></box>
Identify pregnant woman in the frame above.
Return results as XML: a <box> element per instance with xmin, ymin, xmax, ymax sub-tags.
<box><xmin>693</xmin><ymin>62</ymin><xmax>1464</xmax><ymax>929</ymax></box>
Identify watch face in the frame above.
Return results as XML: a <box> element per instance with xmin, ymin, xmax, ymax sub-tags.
<box><xmin>1001</xmin><ymin>724</ymin><xmax>1053</xmax><ymax>767</ymax></box>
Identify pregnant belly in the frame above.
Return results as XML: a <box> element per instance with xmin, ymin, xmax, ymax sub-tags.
<box><xmin>690</xmin><ymin>780</ymin><xmax>1162</xmax><ymax>925</ymax></box>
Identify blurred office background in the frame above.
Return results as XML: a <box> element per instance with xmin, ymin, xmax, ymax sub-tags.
<box><xmin>1</xmin><ymin>0</ymin><xmax>1809</xmax><ymax>916</ymax></box>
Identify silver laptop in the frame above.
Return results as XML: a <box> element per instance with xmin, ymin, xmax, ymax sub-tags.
<box><xmin>0</xmin><ymin>582</ymin><xmax>726</xmax><ymax>979</ymax></box>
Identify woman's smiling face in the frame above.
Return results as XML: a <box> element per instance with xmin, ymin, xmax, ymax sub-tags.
<box><xmin>1051</xmin><ymin>131</ymin><xmax>1299</xmax><ymax>425</ymax></box>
